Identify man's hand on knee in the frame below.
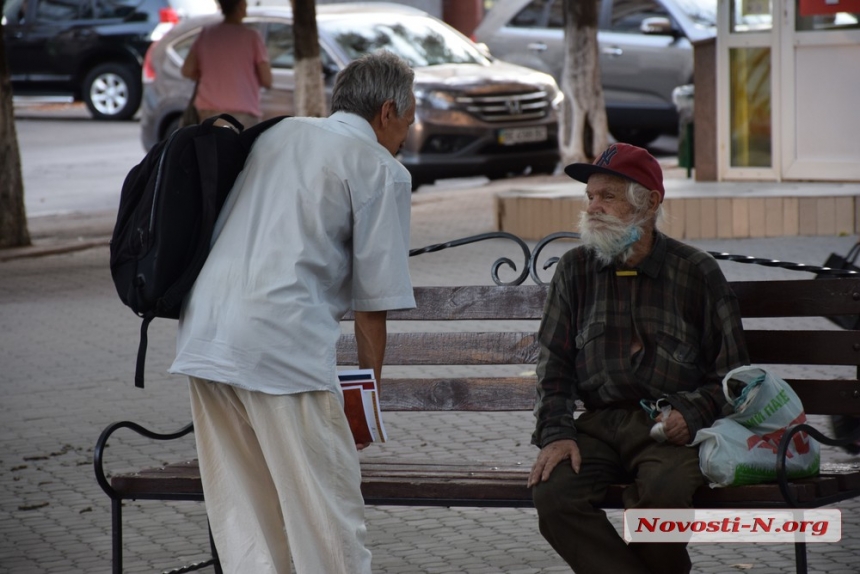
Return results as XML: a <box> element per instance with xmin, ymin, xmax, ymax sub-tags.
<box><xmin>528</xmin><ymin>439</ymin><xmax>581</xmax><ymax>487</ymax></box>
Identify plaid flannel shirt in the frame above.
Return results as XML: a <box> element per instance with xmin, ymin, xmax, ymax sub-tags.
<box><xmin>532</xmin><ymin>232</ymin><xmax>750</xmax><ymax>448</ymax></box>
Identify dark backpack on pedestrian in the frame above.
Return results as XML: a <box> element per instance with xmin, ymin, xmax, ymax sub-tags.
<box><xmin>110</xmin><ymin>113</ymin><xmax>287</xmax><ymax>388</ymax></box>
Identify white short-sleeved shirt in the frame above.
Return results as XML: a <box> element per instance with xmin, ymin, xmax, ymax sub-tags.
<box><xmin>169</xmin><ymin>112</ymin><xmax>416</xmax><ymax>394</ymax></box>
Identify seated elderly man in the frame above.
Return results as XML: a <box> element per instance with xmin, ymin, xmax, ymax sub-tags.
<box><xmin>528</xmin><ymin>143</ymin><xmax>749</xmax><ymax>574</ymax></box>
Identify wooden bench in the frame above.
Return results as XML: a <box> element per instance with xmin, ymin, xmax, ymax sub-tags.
<box><xmin>94</xmin><ymin>233</ymin><xmax>860</xmax><ymax>574</ymax></box>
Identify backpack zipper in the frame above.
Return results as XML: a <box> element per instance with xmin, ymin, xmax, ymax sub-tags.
<box><xmin>149</xmin><ymin>129</ymin><xmax>180</xmax><ymax>236</ymax></box>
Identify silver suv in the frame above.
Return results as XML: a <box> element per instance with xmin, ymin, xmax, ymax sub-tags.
<box><xmin>474</xmin><ymin>0</ymin><xmax>716</xmax><ymax>146</ymax></box>
<box><xmin>140</xmin><ymin>2</ymin><xmax>563</xmax><ymax>188</ymax></box>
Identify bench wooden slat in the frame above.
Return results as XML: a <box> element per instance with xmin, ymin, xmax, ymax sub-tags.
<box><xmin>789</xmin><ymin>380</ymin><xmax>860</xmax><ymax>415</ymax></box>
<box><xmin>378</xmin><ymin>377</ymin><xmax>860</xmax><ymax>415</ymax></box>
<box><xmin>746</xmin><ymin>330</ymin><xmax>860</xmax><ymax>366</ymax></box>
<box><xmin>379</xmin><ymin>377</ymin><xmax>535</xmax><ymax>411</ymax></box>
<box><xmin>344</xmin><ymin>285</ymin><xmax>547</xmax><ymax>321</ymax></box>
<box><xmin>111</xmin><ymin>461</ymin><xmax>205</xmax><ymax>499</ymax></box>
<box><xmin>378</xmin><ymin>378</ymin><xmax>860</xmax><ymax>415</ymax></box>
<box><xmin>732</xmin><ymin>278</ymin><xmax>860</xmax><ymax>317</ymax></box>
<box><xmin>359</xmin><ymin>460</ymin><xmax>823</xmax><ymax>506</ymax></box>
<box><xmin>825</xmin><ymin>463</ymin><xmax>860</xmax><ymax>490</ymax></box>
<box><xmin>380</xmin><ymin>378</ymin><xmax>860</xmax><ymax>415</ymax></box>
<box><xmin>110</xmin><ymin>459</ymin><xmax>860</xmax><ymax>509</ymax></box>
<box><xmin>345</xmin><ymin>330</ymin><xmax>860</xmax><ymax>368</ymax></box>
<box><xmin>338</xmin><ymin>332</ymin><xmax>540</xmax><ymax>365</ymax></box>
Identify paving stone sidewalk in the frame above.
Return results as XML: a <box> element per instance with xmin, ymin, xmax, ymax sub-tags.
<box><xmin>2</xmin><ymin>175</ymin><xmax>860</xmax><ymax>574</ymax></box>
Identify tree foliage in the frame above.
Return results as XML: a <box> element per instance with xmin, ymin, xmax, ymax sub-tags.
<box><xmin>559</xmin><ymin>0</ymin><xmax>608</xmax><ymax>164</ymax></box>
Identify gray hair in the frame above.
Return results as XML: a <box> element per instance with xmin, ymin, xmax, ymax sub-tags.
<box><xmin>330</xmin><ymin>51</ymin><xmax>415</xmax><ymax>122</ymax></box>
<box><xmin>625</xmin><ymin>180</ymin><xmax>665</xmax><ymax>226</ymax></box>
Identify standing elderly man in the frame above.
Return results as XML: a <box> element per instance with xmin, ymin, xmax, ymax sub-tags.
<box><xmin>169</xmin><ymin>51</ymin><xmax>416</xmax><ymax>574</ymax></box>
<box><xmin>528</xmin><ymin>143</ymin><xmax>749</xmax><ymax>573</ymax></box>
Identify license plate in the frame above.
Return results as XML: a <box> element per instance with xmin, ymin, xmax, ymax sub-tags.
<box><xmin>497</xmin><ymin>126</ymin><xmax>548</xmax><ymax>146</ymax></box>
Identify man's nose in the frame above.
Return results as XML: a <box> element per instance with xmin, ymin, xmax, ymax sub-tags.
<box><xmin>587</xmin><ymin>200</ymin><xmax>604</xmax><ymax>214</ymax></box>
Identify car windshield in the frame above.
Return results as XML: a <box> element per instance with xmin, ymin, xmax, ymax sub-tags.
<box><xmin>672</xmin><ymin>0</ymin><xmax>717</xmax><ymax>29</ymax></box>
<box><xmin>320</xmin><ymin>14</ymin><xmax>488</xmax><ymax>67</ymax></box>
<box><xmin>169</xmin><ymin>0</ymin><xmax>219</xmax><ymax>17</ymax></box>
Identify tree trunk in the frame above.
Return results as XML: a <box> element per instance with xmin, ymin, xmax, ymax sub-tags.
<box><xmin>291</xmin><ymin>0</ymin><xmax>326</xmax><ymax>117</ymax></box>
<box><xmin>0</xmin><ymin>20</ymin><xmax>31</xmax><ymax>249</ymax></box>
<box><xmin>559</xmin><ymin>0</ymin><xmax>608</xmax><ymax>165</ymax></box>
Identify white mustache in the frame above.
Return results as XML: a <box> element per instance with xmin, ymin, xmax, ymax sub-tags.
<box><xmin>584</xmin><ymin>212</ymin><xmax>627</xmax><ymax>230</ymax></box>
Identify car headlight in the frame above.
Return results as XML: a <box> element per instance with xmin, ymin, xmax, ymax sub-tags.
<box><xmin>415</xmin><ymin>88</ymin><xmax>458</xmax><ymax>110</ymax></box>
<box><xmin>549</xmin><ymin>85</ymin><xmax>564</xmax><ymax>110</ymax></box>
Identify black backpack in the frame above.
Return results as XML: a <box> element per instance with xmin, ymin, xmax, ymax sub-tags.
<box><xmin>110</xmin><ymin>114</ymin><xmax>287</xmax><ymax>388</ymax></box>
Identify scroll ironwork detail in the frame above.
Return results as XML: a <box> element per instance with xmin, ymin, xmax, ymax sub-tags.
<box><xmin>409</xmin><ymin>232</ymin><xmax>859</xmax><ymax>286</ymax></box>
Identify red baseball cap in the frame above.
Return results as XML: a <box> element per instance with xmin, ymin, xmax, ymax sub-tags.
<box><xmin>564</xmin><ymin>143</ymin><xmax>665</xmax><ymax>202</ymax></box>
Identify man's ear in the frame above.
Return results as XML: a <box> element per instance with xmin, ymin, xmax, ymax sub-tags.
<box><xmin>379</xmin><ymin>99</ymin><xmax>397</xmax><ymax>128</ymax></box>
<box><xmin>648</xmin><ymin>190</ymin><xmax>662</xmax><ymax>212</ymax></box>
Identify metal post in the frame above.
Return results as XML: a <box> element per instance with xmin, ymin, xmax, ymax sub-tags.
<box><xmin>209</xmin><ymin>521</ymin><xmax>222</xmax><ymax>574</ymax></box>
<box><xmin>795</xmin><ymin>542</ymin><xmax>807</xmax><ymax>574</ymax></box>
<box><xmin>112</xmin><ymin>498</ymin><xmax>122</xmax><ymax>574</ymax></box>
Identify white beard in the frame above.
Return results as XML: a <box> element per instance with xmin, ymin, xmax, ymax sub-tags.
<box><xmin>578</xmin><ymin>211</ymin><xmax>643</xmax><ymax>266</ymax></box>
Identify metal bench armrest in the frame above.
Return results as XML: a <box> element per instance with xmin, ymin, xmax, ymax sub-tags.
<box><xmin>93</xmin><ymin>420</ymin><xmax>194</xmax><ymax>499</ymax></box>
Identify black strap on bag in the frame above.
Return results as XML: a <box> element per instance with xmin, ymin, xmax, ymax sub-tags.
<box><xmin>135</xmin><ymin>314</ymin><xmax>155</xmax><ymax>388</ymax></box>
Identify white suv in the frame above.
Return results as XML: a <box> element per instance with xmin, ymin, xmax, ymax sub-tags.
<box><xmin>474</xmin><ymin>0</ymin><xmax>716</xmax><ymax>146</ymax></box>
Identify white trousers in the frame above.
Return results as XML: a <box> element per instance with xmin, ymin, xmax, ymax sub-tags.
<box><xmin>188</xmin><ymin>377</ymin><xmax>372</xmax><ymax>574</ymax></box>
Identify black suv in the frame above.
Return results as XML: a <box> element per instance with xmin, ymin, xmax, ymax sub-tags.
<box><xmin>3</xmin><ymin>0</ymin><xmax>216</xmax><ymax>119</ymax></box>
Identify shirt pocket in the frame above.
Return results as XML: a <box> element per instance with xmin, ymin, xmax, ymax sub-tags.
<box><xmin>655</xmin><ymin>332</ymin><xmax>698</xmax><ymax>364</ymax></box>
<box><xmin>576</xmin><ymin>321</ymin><xmax>605</xmax><ymax>348</ymax></box>
<box><xmin>654</xmin><ymin>331</ymin><xmax>704</xmax><ymax>387</ymax></box>
<box><xmin>574</xmin><ymin>322</ymin><xmax>605</xmax><ymax>386</ymax></box>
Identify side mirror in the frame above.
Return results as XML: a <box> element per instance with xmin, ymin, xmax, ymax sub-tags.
<box><xmin>474</xmin><ymin>41</ymin><xmax>493</xmax><ymax>60</ymax></box>
<box><xmin>640</xmin><ymin>17</ymin><xmax>678</xmax><ymax>37</ymax></box>
<box><xmin>322</xmin><ymin>62</ymin><xmax>339</xmax><ymax>78</ymax></box>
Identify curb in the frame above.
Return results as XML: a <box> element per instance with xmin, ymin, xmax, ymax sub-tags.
<box><xmin>0</xmin><ymin>237</ymin><xmax>110</xmax><ymax>262</ymax></box>
<box><xmin>1</xmin><ymin>163</ymin><xmax>687</xmax><ymax>263</ymax></box>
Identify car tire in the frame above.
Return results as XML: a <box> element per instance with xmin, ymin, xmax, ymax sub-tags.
<box><xmin>83</xmin><ymin>63</ymin><xmax>142</xmax><ymax>121</ymax></box>
<box><xmin>411</xmin><ymin>178</ymin><xmax>430</xmax><ymax>192</ymax></box>
<box><xmin>610</xmin><ymin>128</ymin><xmax>662</xmax><ymax>148</ymax></box>
<box><xmin>163</xmin><ymin>116</ymin><xmax>181</xmax><ymax>141</ymax></box>
<box><xmin>530</xmin><ymin>162</ymin><xmax>559</xmax><ymax>176</ymax></box>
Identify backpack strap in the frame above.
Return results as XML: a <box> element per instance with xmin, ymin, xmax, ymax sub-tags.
<box><xmin>205</xmin><ymin>113</ymin><xmax>243</xmax><ymax>133</ymax></box>
<box><xmin>239</xmin><ymin>115</ymin><xmax>290</xmax><ymax>152</ymax></box>
<box><xmin>157</xmin><ymin>133</ymin><xmax>222</xmax><ymax>316</ymax></box>
<box><xmin>134</xmin><ymin>312</ymin><xmax>155</xmax><ymax>388</ymax></box>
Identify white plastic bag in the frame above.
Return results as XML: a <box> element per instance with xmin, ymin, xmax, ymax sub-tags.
<box><xmin>691</xmin><ymin>366</ymin><xmax>820</xmax><ymax>487</ymax></box>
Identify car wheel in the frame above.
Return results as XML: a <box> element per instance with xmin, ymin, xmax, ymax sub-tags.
<box><xmin>163</xmin><ymin>116</ymin><xmax>181</xmax><ymax>141</ymax></box>
<box><xmin>610</xmin><ymin>128</ymin><xmax>662</xmax><ymax>148</ymax></box>
<box><xmin>411</xmin><ymin>179</ymin><xmax>430</xmax><ymax>192</ymax></box>
<box><xmin>83</xmin><ymin>63</ymin><xmax>142</xmax><ymax>120</ymax></box>
<box><xmin>530</xmin><ymin>162</ymin><xmax>559</xmax><ymax>176</ymax></box>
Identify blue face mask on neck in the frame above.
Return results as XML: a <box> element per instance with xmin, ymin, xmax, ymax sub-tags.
<box><xmin>622</xmin><ymin>224</ymin><xmax>641</xmax><ymax>250</ymax></box>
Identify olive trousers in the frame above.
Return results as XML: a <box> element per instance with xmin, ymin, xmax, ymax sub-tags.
<box><xmin>532</xmin><ymin>405</ymin><xmax>704</xmax><ymax>574</ymax></box>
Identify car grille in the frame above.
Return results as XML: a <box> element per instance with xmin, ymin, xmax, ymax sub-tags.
<box><xmin>458</xmin><ymin>91</ymin><xmax>550</xmax><ymax>123</ymax></box>
<box><xmin>479</xmin><ymin>139</ymin><xmax>558</xmax><ymax>155</ymax></box>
